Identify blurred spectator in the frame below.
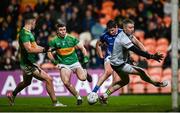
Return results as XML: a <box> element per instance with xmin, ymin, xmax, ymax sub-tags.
<box><xmin>82</xmin><ymin>9</ymin><xmax>95</xmax><ymax>32</ymax></box>
<box><xmin>56</xmin><ymin>4</ymin><xmax>67</xmax><ymax>24</ymax></box>
<box><xmin>91</xmin><ymin>19</ymin><xmax>105</xmax><ymax>39</ymax></box>
<box><xmin>163</xmin><ymin>39</ymin><xmax>180</xmax><ymax>69</ymax></box>
<box><xmin>0</xmin><ymin>19</ymin><xmax>14</xmax><ymax>42</ymax></box>
<box><xmin>145</xmin><ymin>20</ymin><xmax>157</xmax><ymax>38</ymax></box>
<box><xmin>35</xmin><ymin>0</ymin><xmax>47</xmax><ymax>14</ymax></box>
<box><xmin>75</xmin><ymin>0</ymin><xmax>87</xmax><ymax>21</ymax></box>
<box><xmin>163</xmin><ymin>0</ymin><xmax>171</xmax><ymax>16</ymax></box>
<box><xmin>36</xmin><ymin>23</ymin><xmax>50</xmax><ymax>47</ymax></box>
<box><xmin>47</xmin><ymin>2</ymin><xmax>59</xmax><ymax>23</ymax></box>
<box><xmin>67</xmin><ymin>7</ymin><xmax>82</xmax><ymax>33</ymax></box>
<box><xmin>163</xmin><ymin>50</ymin><xmax>180</xmax><ymax>69</ymax></box>
<box><xmin>135</xmin><ymin>2</ymin><xmax>147</xmax><ymax>30</ymax></box>
<box><xmin>0</xmin><ymin>40</ymin><xmax>9</xmax><ymax>57</ymax></box>
<box><xmin>0</xmin><ymin>47</ymin><xmax>19</xmax><ymax>70</ymax></box>
<box><xmin>23</xmin><ymin>4</ymin><xmax>34</xmax><ymax>16</ymax></box>
<box><xmin>6</xmin><ymin>0</ymin><xmax>20</xmax><ymax>20</ymax></box>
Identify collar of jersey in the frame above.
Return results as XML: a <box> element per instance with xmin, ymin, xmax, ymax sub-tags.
<box><xmin>58</xmin><ymin>34</ymin><xmax>67</xmax><ymax>39</ymax></box>
<box><xmin>23</xmin><ymin>27</ymin><xmax>31</xmax><ymax>32</ymax></box>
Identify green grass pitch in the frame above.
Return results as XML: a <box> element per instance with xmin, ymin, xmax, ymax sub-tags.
<box><xmin>0</xmin><ymin>94</ymin><xmax>180</xmax><ymax>112</ymax></box>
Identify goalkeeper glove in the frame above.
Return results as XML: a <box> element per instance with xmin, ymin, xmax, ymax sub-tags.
<box><xmin>150</xmin><ymin>52</ymin><xmax>164</xmax><ymax>62</ymax></box>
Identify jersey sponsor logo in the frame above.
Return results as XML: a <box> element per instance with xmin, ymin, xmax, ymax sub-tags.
<box><xmin>57</xmin><ymin>47</ymin><xmax>75</xmax><ymax>56</ymax></box>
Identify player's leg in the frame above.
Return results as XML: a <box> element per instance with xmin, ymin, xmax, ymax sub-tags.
<box><xmin>32</xmin><ymin>65</ymin><xmax>66</xmax><ymax>107</ymax></box>
<box><xmin>83</xmin><ymin>69</ymin><xmax>92</xmax><ymax>82</ymax></box>
<box><xmin>92</xmin><ymin>61</ymin><xmax>113</xmax><ymax>92</ymax></box>
<box><xmin>60</xmin><ymin>66</ymin><xmax>82</xmax><ymax>105</ymax></box>
<box><xmin>113</xmin><ymin>63</ymin><xmax>167</xmax><ymax>87</ymax></box>
<box><xmin>131</xmin><ymin>65</ymin><xmax>168</xmax><ymax>87</ymax></box>
<box><xmin>7</xmin><ymin>71</ymin><xmax>32</xmax><ymax>106</ymax></box>
<box><xmin>82</xmin><ymin>63</ymin><xmax>92</xmax><ymax>82</ymax></box>
<box><xmin>99</xmin><ymin>65</ymin><xmax>130</xmax><ymax>104</ymax></box>
<box><xmin>111</xmin><ymin>70</ymin><xmax>121</xmax><ymax>86</ymax></box>
<box><xmin>74</xmin><ymin>63</ymin><xmax>89</xmax><ymax>105</ymax></box>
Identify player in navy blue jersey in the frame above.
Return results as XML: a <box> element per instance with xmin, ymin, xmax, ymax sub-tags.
<box><xmin>92</xmin><ymin>20</ymin><xmax>122</xmax><ymax>93</ymax></box>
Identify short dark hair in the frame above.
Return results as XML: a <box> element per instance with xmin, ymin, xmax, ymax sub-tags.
<box><xmin>55</xmin><ymin>23</ymin><xmax>66</xmax><ymax>30</ymax></box>
<box><xmin>24</xmin><ymin>13</ymin><xmax>36</xmax><ymax>21</ymax></box>
<box><xmin>122</xmin><ymin>19</ymin><xmax>134</xmax><ymax>27</ymax></box>
<box><xmin>106</xmin><ymin>20</ymin><xmax>117</xmax><ymax>29</ymax></box>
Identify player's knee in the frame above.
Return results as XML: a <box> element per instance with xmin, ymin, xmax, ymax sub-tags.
<box><xmin>46</xmin><ymin>76</ymin><xmax>53</xmax><ymax>83</ymax></box>
<box><xmin>78</xmin><ymin>72</ymin><xmax>87</xmax><ymax>81</ymax></box>
<box><xmin>80</xmin><ymin>75</ymin><xmax>86</xmax><ymax>81</ymax></box>
<box><xmin>64</xmin><ymin>81</ymin><xmax>70</xmax><ymax>87</ymax></box>
<box><xmin>104</xmin><ymin>70</ymin><xmax>112</xmax><ymax>76</ymax></box>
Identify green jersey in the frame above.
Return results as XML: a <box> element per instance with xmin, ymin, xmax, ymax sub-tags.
<box><xmin>18</xmin><ymin>28</ymin><xmax>38</xmax><ymax>66</ymax></box>
<box><xmin>48</xmin><ymin>34</ymin><xmax>79</xmax><ymax>65</ymax></box>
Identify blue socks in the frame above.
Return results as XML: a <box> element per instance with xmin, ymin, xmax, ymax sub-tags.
<box><xmin>92</xmin><ymin>85</ymin><xmax>100</xmax><ymax>92</ymax></box>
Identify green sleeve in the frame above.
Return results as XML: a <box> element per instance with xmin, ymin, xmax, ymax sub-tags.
<box><xmin>73</xmin><ymin>37</ymin><xmax>79</xmax><ymax>46</ymax></box>
<box><xmin>20</xmin><ymin>34</ymin><xmax>31</xmax><ymax>43</ymax></box>
<box><xmin>48</xmin><ymin>39</ymin><xmax>55</xmax><ymax>47</ymax></box>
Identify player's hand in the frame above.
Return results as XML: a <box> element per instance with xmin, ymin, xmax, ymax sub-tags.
<box><xmin>83</xmin><ymin>56</ymin><xmax>89</xmax><ymax>64</ymax></box>
<box><xmin>150</xmin><ymin>52</ymin><xmax>164</xmax><ymax>62</ymax></box>
<box><xmin>43</xmin><ymin>46</ymin><xmax>50</xmax><ymax>53</ymax></box>
<box><xmin>49</xmin><ymin>47</ymin><xmax>57</xmax><ymax>52</ymax></box>
<box><xmin>43</xmin><ymin>46</ymin><xmax>60</xmax><ymax>53</ymax></box>
<box><xmin>140</xmin><ymin>56</ymin><xmax>146</xmax><ymax>61</ymax></box>
<box><xmin>99</xmin><ymin>53</ymin><xmax>104</xmax><ymax>59</ymax></box>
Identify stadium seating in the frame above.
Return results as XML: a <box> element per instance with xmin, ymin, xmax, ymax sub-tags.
<box><xmin>157</xmin><ymin>38</ymin><xmax>169</xmax><ymax>46</ymax></box>
<box><xmin>134</xmin><ymin>30</ymin><xmax>145</xmax><ymax>43</ymax></box>
<box><xmin>0</xmin><ymin>40</ymin><xmax>9</xmax><ymax>50</ymax></box>
<box><xmin>143</xmin><ymin>38</ymin><xmax>156</xmax><ymax>54</ymax></box>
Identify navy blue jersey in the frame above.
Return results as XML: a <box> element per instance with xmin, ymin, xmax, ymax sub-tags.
<box><xmin>100</xmin><ymin>28</ymin><xmax>123</xmax><ymax>58</ymax></box>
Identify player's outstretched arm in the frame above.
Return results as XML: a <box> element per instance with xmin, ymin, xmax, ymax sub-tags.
<box><xmin>128</xmin><ymin>45</ymin><xmax>164</xmax><ymax>62</ymax></box>
<box><xmin>47</xmin><ymin>51</ymin><xmax>58</xmax><ymax>65</ymax></box>
<box><xmin>131</xmin><ymin>35</ymin><xmax>146</xmax><ymax>51</ymax></box>
<box><xmin>96</xmin><ymin>40</ymin><xmax>104</xmax><ymax>59</ymax></box>
<box><xmin>76</xmin><ymin>42</ymin><xmax>88</xmax><ymax>56</ymax></box>
<box><xmin>76</xmin><ymin>42</ymin><xmax>89</xmax><ymax>64</ymax></box>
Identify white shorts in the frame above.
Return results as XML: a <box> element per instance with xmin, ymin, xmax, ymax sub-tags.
<box><xmin>58</xmin><ymin>62</ymin><xmax>82</xmax><ymax>71</ymax></box>
<box><xmin>104</xmin><ymin>55</ymin><xmax>111</xmax><ymax>65</ymax></box>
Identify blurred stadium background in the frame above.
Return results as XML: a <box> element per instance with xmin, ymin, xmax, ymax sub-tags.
<box><xmin>0</xmin><ymin>0</ymin><xmax>180</xmax><ymax>112</ymax></box>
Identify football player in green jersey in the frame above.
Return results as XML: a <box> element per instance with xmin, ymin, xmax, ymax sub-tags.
<box><xmin>7</xmin><ymin>13</ymin><xmax>66</xmax><ymax>107</ymax></box>
<box><xmin>48</xmin><ymin>23</ymin><xmax>90</xmax><ymax>105</ymax></box>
